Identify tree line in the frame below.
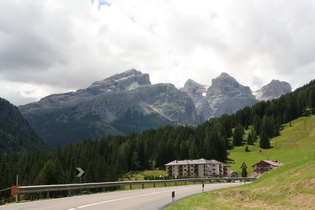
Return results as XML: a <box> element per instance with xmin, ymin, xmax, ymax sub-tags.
<box><xmin>1</xmin><ymin>80</ymin><xmax>315</xmax><ymax>201</ymax></box>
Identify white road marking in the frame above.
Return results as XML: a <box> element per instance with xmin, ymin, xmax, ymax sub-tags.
<box><xmin>68</xmin><ymin>187</ymin><xmax>196</xmax><ymax>209</ymax></box>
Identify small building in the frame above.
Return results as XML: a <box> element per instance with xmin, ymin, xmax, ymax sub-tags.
<box><xmin>251</xmin><ymin>160</ymin><xmax>284</xmax><ymax>177</ymax></box>
<box><xmin>165</xmin><ymin>158</ymin><xmax>230</xmax><ymax>178</ymax></box>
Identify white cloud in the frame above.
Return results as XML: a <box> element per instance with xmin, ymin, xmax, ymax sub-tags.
<box><xmin>0</xmin><ymin>0</ymin><xmax>315</xmax><ymax>105</ymax></box>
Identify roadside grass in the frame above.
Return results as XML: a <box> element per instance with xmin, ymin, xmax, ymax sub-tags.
<box><xmin>165</xmin><ymin>115</ymin><xmax>315</xmax><ymax>209</ymax></box>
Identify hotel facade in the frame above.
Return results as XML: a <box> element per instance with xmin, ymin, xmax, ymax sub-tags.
<box><xmin>165</xmin><ymin>158</ymin><xmax>231</xmax><ymax>178</ymax></box>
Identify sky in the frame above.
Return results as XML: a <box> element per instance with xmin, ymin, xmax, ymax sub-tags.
<box><xmin>1</xmin><ymin>0</ymin><xmax>315</xmax><ymax>106</ymax></box>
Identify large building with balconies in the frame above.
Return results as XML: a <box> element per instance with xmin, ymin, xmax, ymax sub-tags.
<box><xmin>165</xmin><ymin>158</ymin><xmax>230</xmax><ymax>178</ymax></box>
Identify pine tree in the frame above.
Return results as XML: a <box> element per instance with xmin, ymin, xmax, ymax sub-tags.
<box><xmin>259</xmin><ymin>132</ymin><xmax>271</xmax><ymax>149</ymax></box>
<box><xmin>261</xmin><ymin>115</ymin><xmax>274</xmax><ymax>138</ymax></box>
<box><xmin>233</xmin><ymin>124</ymin><xmax>244</xmax><ymax>146</ymax></box>
<box><xmin>247</xmin><ymin>133</ymin><xmax>253</xmax><ymax>145</ymax></box>
<box><xmin>245</xmin><ymin>145</ymin><xmax>249</xmax><ymax>152</ymax></box>
<box><xmin>188</xmin><ymin>139</ymin><xmax>198</xmax><ymax>159</ymax></box>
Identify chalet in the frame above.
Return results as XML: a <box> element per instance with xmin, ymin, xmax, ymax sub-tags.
<box><xmin>165</xmin><ymin>158</ymin><xmax>230</xmax><ymax>178</ymax></box>
<box><xmin>251</xmin><ymin>160</ymin><xmax>284</xmax><ymax>177</ymax></box>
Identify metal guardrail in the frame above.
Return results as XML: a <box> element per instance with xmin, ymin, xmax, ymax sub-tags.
<box><xmin>0</xmin><ymin>187</ymin><xmax>11</xmax><ymax>193</ymax></box>
<box><xmin>10</xmin><ymin>177</ymin><xmax>256</xmax><ymax>201</ymax></box>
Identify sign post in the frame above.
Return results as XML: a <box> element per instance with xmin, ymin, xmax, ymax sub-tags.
<box><xmin>16</xmin><ymin>175</ymin><xmax>19</xmax><ymax>202</ymax></box>
<box><xmin>240</xmin><ymin>162</ymin><xmax>248</xmax><ymax>184</ymax></box>
<box><xmin>77</xmin><ymin>167</ymin><xmax>85</xmax><ymax>193</ymax></box>
<box><xmin>76</xmin><ymin>167</ymin><xmax>84</xmax><ymax>178</ymax></box>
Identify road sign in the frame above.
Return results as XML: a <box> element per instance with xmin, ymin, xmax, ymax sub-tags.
<box><xmin>76</xmin><ymin>167</ymin><xmax>84</xmax><ymax>177</ymax></box>
<box><xmin>240</xmin><ymin>162</ymin><xmax>247</xmax><ymax>169</ymax></box>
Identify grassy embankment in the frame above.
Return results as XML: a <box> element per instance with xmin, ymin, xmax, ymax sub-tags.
<box><xmin>165</xmin><ymin>115</ymin><xmax>315</xmax><ymax>209</ymax></box>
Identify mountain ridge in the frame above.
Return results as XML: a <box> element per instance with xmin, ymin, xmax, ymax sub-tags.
<box><xmin>181</xmin><ymin>72</ymin><xmax>291</xmax><ymax>118</ymax></box>
<box><xmin>18</xmin><ymin>69</ymin><xmax>291</xmax><ymax>146</ymax></box>
<box><xmin>19</xmin><ymin>70</ymin><xmax>203</xmax><ymax>146</ymax></box>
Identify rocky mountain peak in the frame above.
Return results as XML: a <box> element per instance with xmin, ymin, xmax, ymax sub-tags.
<box><xmin>181</xmin><ymin>79</ymin><xmax>208</xmax><ymax>103</ymax></box>
<box><xmin>180</xmin><ymin>73</ymin><xmax>258</xmax><ymax>119</ymax></box>
<box><xmin>207</xmin><ymin>72</ymin><xmax>252</xmax><ymax>97</ymax></box>
<box><xmin>87</xmin><ymin>69</ymin><xmax>151</xmax><ymax>94</ymax></box>
<box><xmin>19</xmin><ymin>69</ymin><xmax>151</xmax><ymax>113</ymax></box>
<box><xmin>253</xmin><ymin>79</ymin><xmax>292</xmax><ymax>101</ymax></box>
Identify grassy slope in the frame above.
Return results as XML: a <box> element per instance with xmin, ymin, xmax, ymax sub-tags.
<box><xmin>228</xmin><ymin>115</ymin><xmax>315</xmax><ymax>175</ymax></box>
<box><xmin>165</xmin><ymin>115</ymin><xmax>315</xmax><ymax>209</ymax></box>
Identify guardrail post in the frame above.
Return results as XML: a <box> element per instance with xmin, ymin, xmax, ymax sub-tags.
<box><xmin>175</xmin><ymin>182</ymin><xmax>177</xmax><ymax>186</ymax></box>
<box><xmin>153</xmin><ymin>183</ymin><xmax>156</xmax><ymax>188</ymax></box>
<box><xmin>46</xmin><ymin>191</ymin><xmax>50</xmax><ymax>199</ymax></box>
<box><xmin>68</xmin><ymin>190</ymin><xmax>71</xmax><ymax>197</ymax></box>
<box><xmin>142</xmin><ymin>184</ymin><xmax>144</xmax><ymax>189</ymax></box>
<box><xmin>164</xmin><ymin>182</ymin><xmax>166</xmax><ymax>187</ymax></box>
<box><xmin>10</xmin><ymin>186</ymin><xmax>20</xmax><ymax>202</ymax></box>
<box><xmin>130</xmin><ymin>185</ymin><xmax>132</xmax><ymax>190</ymax></box>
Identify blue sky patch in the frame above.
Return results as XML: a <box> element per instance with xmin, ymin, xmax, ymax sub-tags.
<box><xmin>91</xmin><ymin>0</ymin><xmax>111</xmax><ymax>9</ymax></box>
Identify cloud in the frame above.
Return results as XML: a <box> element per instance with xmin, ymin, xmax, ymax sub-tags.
<box><xmin>0</xmin><ymin>0</ymin><xmax>315</xmax><ymax>105</ymax></box>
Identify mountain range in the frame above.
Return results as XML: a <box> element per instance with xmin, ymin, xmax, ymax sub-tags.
<box><xmin>181</xmin><ymin>73</ymin><xmax>291</xmax><ymax>119</ymax></box>
<box><xmin>18</xmin><ymin>69</ymin><xmax>291</xmax><ymax>146</ymax></box>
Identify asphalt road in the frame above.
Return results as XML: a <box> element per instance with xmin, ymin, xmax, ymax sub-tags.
<box><xmin>1</xmin><ymin>183</ymin><xmax>241</xmax><ymax>210</ymax></box>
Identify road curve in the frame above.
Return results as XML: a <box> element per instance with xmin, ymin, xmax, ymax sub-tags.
<box><xmin>0</xmin><ymin>183</ymin><xmax>242</xmax><ymax>210</ymax></box>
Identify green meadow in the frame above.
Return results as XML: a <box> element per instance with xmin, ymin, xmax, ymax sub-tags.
<box><xmin>228</xmin><ymin>115</ymin><xmax>315</xmax><ymax>175</ymax></box>
<box><xmin>165</xmin><ymin>115</ymin><xmax>315</xmax><ymax>209</ymax></box>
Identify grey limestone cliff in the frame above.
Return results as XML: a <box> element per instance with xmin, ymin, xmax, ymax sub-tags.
<box><xmin>182</xmin><ymin>73</ymin><xmax>258</xmax><ymax>119</ymax></box>
<box><xmin>182</xmin><ymin>73</ymin><xmax>292</xmax><ymax>120</ymax></box>
<box><xmin>253</xmin><ymin>79</ymin><xmax>292</xmax><ymax>101</ymax></box>
<box><xmin>19</xmin><ymin>69</ymin><xmax>202</xmax><ymax>146</ymax></box>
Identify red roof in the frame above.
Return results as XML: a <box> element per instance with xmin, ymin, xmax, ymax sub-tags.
<box><xmin>251</xmin><ymin>160</ymin><xmax>284</xmax><ymax>167</ymax></box>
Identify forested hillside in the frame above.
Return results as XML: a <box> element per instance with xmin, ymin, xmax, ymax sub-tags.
<box><xmin>0</xmin><ymin>98</ymin><xmax>48</xmax><ymax>153</ymax></box>
<box><xmin>1</xmin><ymin>80</ymin><xmax>315</xmax><ymax>201</ymax></box>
